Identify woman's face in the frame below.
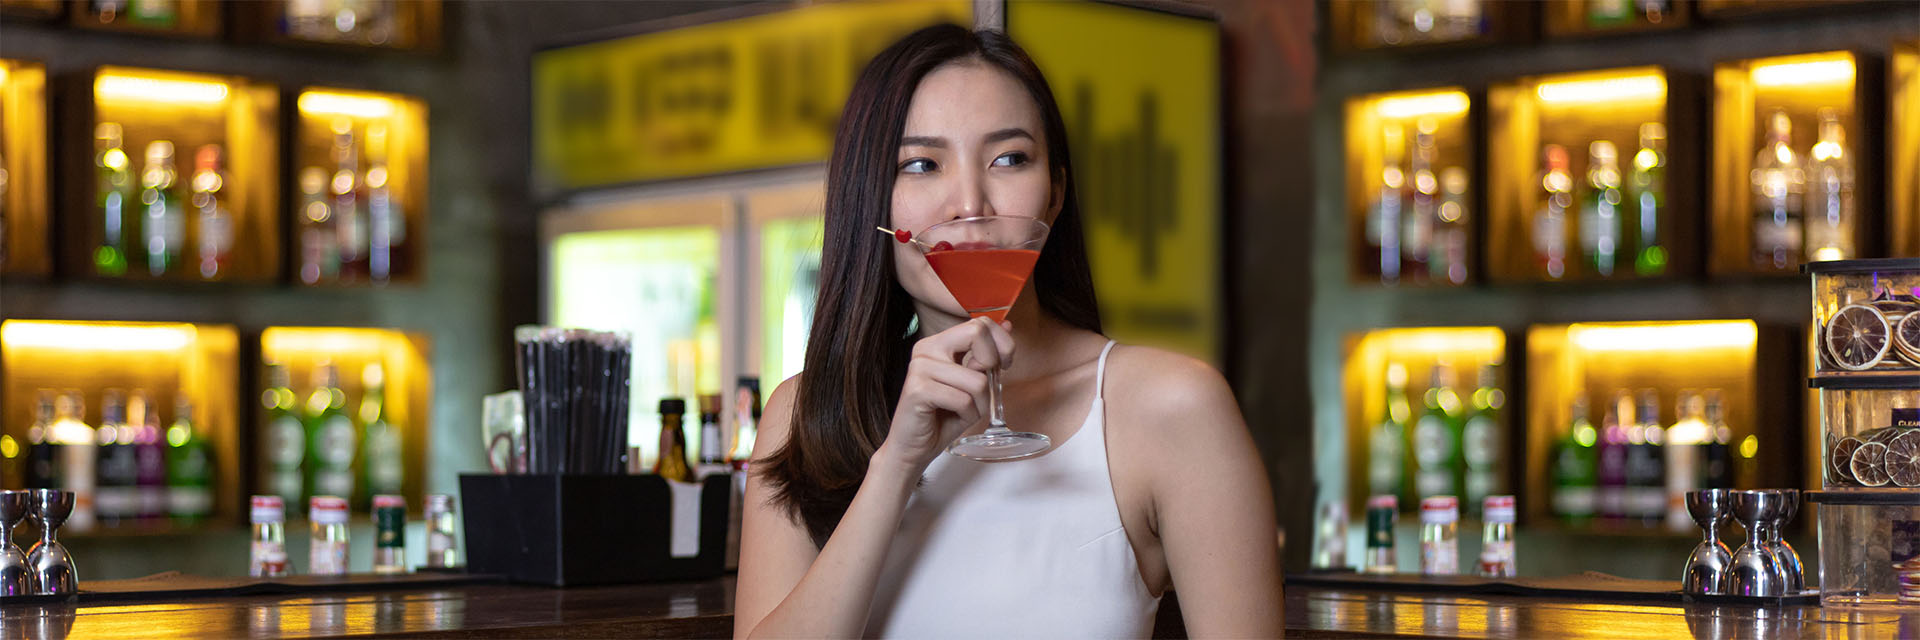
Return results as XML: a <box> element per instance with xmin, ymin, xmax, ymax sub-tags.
<box><xmin>890</xmin><ymin>61</ymin><xmax>1061</xmax><ymax>319</ymax></box>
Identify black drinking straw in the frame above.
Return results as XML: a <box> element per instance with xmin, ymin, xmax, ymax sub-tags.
<box><xmin>515</xmin><ymin>326</ymin><xmax>542</xmax><ymax>475</ymax></box>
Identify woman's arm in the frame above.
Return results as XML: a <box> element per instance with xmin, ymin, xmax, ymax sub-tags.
<box><xmin>735</xmin><ymin>319</ymin><xmax>1015</xmax><ymax>639</ymax></box>
<box><xmin>1126</xmin><ymin>353</ymin><xmax>1285</xmax><ymax>638</ymax></box>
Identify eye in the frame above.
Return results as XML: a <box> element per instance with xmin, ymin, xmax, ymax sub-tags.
<box><xmin>900</xmin><ymin>158</ymin><xmax>937</xmax><ymax>174</ymax></box>
<box><xmin>991</xmin><ymin>152</ymin><xmax>1030</xmax><ymax>168</ymax></box>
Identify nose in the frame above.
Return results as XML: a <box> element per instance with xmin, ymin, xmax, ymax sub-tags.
<box><xmin>949</xmin><ymin>163</ymin><xmax>995</xmax><ymax>221</ymax></box>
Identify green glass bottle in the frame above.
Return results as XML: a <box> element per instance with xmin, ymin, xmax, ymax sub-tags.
<box><xmin>165</xmin><ymin>394</ymin><xmax>214</xmax><ymax>526</ymax></box>
<box><xmin>1369</xmin><ymin>363</ymin><xmax>1411</xmax><ymax>505</ymax></box>
<box><xmin>1551</xmin><ymin>393</ymin><xmax>1600</xmax><ymax>525</ymax></box>
<box><xmin>138</xmin><ymin>140</ymin><xmax>183</xmax><ymax>277</ymax></box>
<box><xmin>358</xmin><ymin>363</ymin><xmax>404</xmax><ymax>509</ymax></box>
<box><xmin>94</xmin><ymin>122</ymin><xmax>135</xmax><ymax>276</ymax></box>
<box><xmin>1461</xmin><ymin>364</ymin><xmax>1505</xmax><ymax>512</ymax></box>
<box><xmin>1412</xmin><ymin>363</ymin><xmax>1465</xmax><ymax>503</ymax></box>
<box><xmin>306</xmin><ymin>363</ymin><xmax>356</xmax><ymax>502</ymax></box>
<box><xmin>1629</xmin><ymin>123</ymin><xmax>1668</xmax><ymax>276</ymax></box>
<box><xmin>263</xmin><ymin>363</ymin><xmax>306</xmax><ymax>505</ymax></box>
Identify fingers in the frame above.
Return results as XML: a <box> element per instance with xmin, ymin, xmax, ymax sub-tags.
<box><xmin>904</xmin><ymin>360</ymin><xmax>987</xmax><ymax>424</ymax></box>
<box><xmin>912</xmin><ymin>317</ymin><xmax>1016</xmax><ymax>372</ymax></box>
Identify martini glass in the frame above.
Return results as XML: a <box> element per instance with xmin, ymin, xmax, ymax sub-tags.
<box><xmin>918</xmin><ymin>215</ymin><xmax>1051</xmax><ymax>461</ymax></box>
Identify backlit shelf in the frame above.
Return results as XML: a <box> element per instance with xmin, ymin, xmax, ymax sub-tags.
<box><xmin>258</xmin><ymin>327</ymin><xmax>431</xmax><ymax>510</ymax></box>
<box><xmin>292</xmin><ymin>87</ymin><xmax>429</xmax><ymax>286</ymax></box>
<box><xmin>0</xmin><ymin>58</ymin><xmax>51</xmax><ymax>277</ymax></box>
<box><xmin>1344</xmin><ymin>88</ymin><xmax>1477</xmax><ymax>287</ymax></box>
<box><xmin>1891</xmin><ymin>42</ymin><xmax>1919</xmax><ymax>258</ymax></box>
<box><xmin>1341</xmin><ymin>327</ymin><xmax>1510</xmax><ymax>515</ymax></box>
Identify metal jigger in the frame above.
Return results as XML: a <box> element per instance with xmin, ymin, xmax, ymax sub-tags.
<box><xmin>0</xmin><ymin>490</ymin><xmax>33</xmax><ymax>596</ymax></box>
<box><xmin>1728</xmin><ymin>490</ymin><xmax>1786</xmax><ymax>597</ymax></box>
<box><xmin>26</xmin><ymin>489</ymin><xmax>76</xmax><ymax>596</ymax></box>
<box><xmin>1683</xmin><ymin>489</ymin><xmax>1735</xmax><ymax>595</ymax></box>
<box><xmin>1766</xmin><ymin>489</ymin><xmax>1805</xmax><ymax>593</ymax></box>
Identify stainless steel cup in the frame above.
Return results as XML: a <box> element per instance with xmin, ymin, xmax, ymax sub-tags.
<box><xmin>0</xmin><ymin>490</ymin><xmax>32</xmax><ymax>596</ymax></box>
<box><xmin>1683</xmin><ymin>489</ymin><xmax>1735</xmax><ymax>595</ymax></box>
<box><xmin>1728</xmin><ymin>490</ymin><xmax>1786</xmax><ymax>597</ymax></box>
<box><xmin>1766</xmin><ymin>489</ymin><xmax>1804</xmax><ymax>593</ymax></box>
<box><xmin>26</xmin><ymin>489</ymin><xmax>77</xmax><ymax>596</ymax></box>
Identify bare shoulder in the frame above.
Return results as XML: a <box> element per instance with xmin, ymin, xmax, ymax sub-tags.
<box><xmin>1102</xmin><ymin>345</ymin><xmax>1243</xmax><ymax>436</ymax></box>
<box><xmin>752</xmin><ymin>374</ymin><xmax>803</xmax><ymax>461</ymax></box>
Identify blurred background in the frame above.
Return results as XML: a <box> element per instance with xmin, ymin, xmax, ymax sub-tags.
<box><xmin>0</xmin><ymin>0</ymin><xmax>1915</xmax><ymax>583</ymax></box>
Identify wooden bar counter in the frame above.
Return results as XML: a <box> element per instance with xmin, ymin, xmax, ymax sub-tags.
<box><xmin>4</xmin><ymin>577</ymin><xmax>1917</xmax><ymax>638</ymax></box>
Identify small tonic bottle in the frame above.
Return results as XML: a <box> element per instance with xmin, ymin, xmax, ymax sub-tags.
<box><xmin>425</xmin><ymin>493</ymin><xmax>459</xmax><ymax>569</ymax></box>
<box><xmin>1478</xmin><ymin>495</ymin><xmax>1517</xmax><ymax>577</ymax></box>
<box><xmin>309</xmin><ymin>495</ymin><xmax>350</xmax><ymax>576</ymax></box>
<box><xmin>1419</xmin><ymin>495</ymin><xmax>1460</xmax><ymax>576</ymax></box>
<box><xmin>250</xmin><ymin>495</ymin><xmax>289</xmax><ymax>577</ymax></box>
<box><xmin>373</xmin><ymin>494</ymin><xmax>407</xmax><ymax>574</ymax></box>
<box><xmin>1363</xmin><ymin>494</ymin><xmax>1399</xmax><ymax>574</ymax></box>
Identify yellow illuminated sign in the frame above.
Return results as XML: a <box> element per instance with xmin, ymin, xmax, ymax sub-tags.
<box><xmin>1012</xmin><ymin>0</ymin><xmax>1221</xmax><ymax>363</ymax></box>
<box><xmin>95</xmin><ymin>69</ymin><xmax>230</xmax><ymax>105</ymax></box>
<box><xmin>532</xmin><ymin>1</ymin><xmax>969</xmax><ymax>191</ymax></box>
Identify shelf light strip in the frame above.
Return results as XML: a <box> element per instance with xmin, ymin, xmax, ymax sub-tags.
<box><xmin>1751</xmin><ymin>59</ymin><xmax>1855</xmax><ymax>88</ymax></box>
<box><xmin>1374</xmin><ymin>92</ymin><xmax>1469</xmax><ymax>119</ymax></box>
<box><xmin>1</xmin><ymin>322</ymin><xmax>194</xmax><ymax>352</ymax></box>
<box><xmin>298</xmin><ymin>91</ymin><xmax>396</xmax><ymax>119</ymax></box>
<box><xmin>95</xmin><ymin>74</ymin><xmax>229</xmax><ymax>105</ymax></box>
<box><xmin>1535</xmin><ymin>75</ymin><xmax>1665</xmax><ymax>105</ymax></box>
<box><xmin>1571</xmin><ymin>321</ymin><xmax>1757</xmax><ymax>352</ymax></box>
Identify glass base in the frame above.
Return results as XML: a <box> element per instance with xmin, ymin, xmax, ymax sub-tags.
<box><xmin>949</xmin><ymin>430</ymin><xmax>1051</xmax><ymax>461</ymax></box>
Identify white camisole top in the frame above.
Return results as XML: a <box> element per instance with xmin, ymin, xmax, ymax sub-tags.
<box><xmin>866</xmin><ymin>340</ymin><xmax>1162</xmax><ymax>638</ymax></box>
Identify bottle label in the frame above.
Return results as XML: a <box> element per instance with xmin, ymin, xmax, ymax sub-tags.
<box><xmin>168</xmin><ymin>486</ymin><xmax>214</xmax><ymax>517</ymax></box>
<box><xmin>376</xmin><ymin>506</ymin><xmax>406</xmax><ymax>549</ymax></box>
<box><xmin>318</xmin><ymin>415</ymin><xmax>355</xmax><ymax>466</ymax></box>
<box><xmin>1415</xmin><ymin>470</ymin><xmax>1453</xmax><ymax>501</ymax></box>
<box><xmin>1478</xmin><ymin>540</ymin><xmax>1516</xmax><ymax>577</ymax></box>
<box><xmin>311</xmin><ymin>538</ymin><xmax>348</xmax><ymax>575</ymax></box>
<box><xmin>1413</xmin><ymin>416</ymin><xmax>1453</xmax><ymax>466</ymax></box>
<box><xmin>1462</xmin><ymin>416</ymin><xmax>1497</xmax><ymax>468</ymax></box>
<box><xmin>315</xmin><ymin>470</ymin><xmax>353</xmax><ymax>501</ymax></box>
<box><xmin>269</xmin><ymin>415</ymin><xmax>305</xmax><ymax>466</ymax></box>
<box><xmin>368</xmin><ymin>428</ymin><xmax>404</xmax><ymax>494</ymax></box>
<box><xmin>1368</xmin><ymin>427</ymin><xmax>1405</xmax><ymax>496</ymax></box>
<box><xmin>251</xmin><ymin>541</ymin><xmax>289</xmax><ymax>577</ymax></box>
<box><xmin>428</xmin><ymin>531</ymin><xmax>453</xmax><ymax>556</ymax></box>
<box><xmin>1553</xmin><ymin>486</ymin><xmax>1596</xmax><ymax>517</ymax></box>
<box><xmin>1421</xmin><ymin>536</ymin><xmax>1458</xmax><ymax>575</ymax></box>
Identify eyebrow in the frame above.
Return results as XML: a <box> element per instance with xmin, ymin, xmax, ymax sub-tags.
<box><xmin>898</xmin><ymin>128</ymin><xmax>1035</xmax><ymax>150</ymax></box>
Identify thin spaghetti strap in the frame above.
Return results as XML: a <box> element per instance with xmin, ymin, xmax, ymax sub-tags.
<box><xmin>1094</xmin><ymin>340</ymin><xmax>1117</xmax><ymax>401</ymax></box>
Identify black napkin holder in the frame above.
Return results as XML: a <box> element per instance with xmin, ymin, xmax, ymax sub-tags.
<box><xmin>459</xmin><ymin>473</ymin><xmax>730</xmax><ymax>586</ymax></box>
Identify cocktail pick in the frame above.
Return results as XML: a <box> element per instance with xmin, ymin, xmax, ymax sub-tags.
<box><xmin>876</xmin><ymin>227</ymin><xmax>939</xmax><ymax>250</ymax></box>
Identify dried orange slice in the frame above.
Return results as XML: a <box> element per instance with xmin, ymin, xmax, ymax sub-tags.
<box><xmin>1888</xmin><ymin>430</ymin><xmax>1920</xmax><ymax>488</ymax></box>
<box><xmin>1831</xmin><ymin>435</ymin><xmax>1865</xmax><ymax>485</ymax></box>
<box><xmin>1827</xmin><ymin>304</ymin><xmax>1891</xmax><ymax>371</ymax></box>
<box><xmin>1896</xmin><ymin>313</ymin><xmax>1920</xmax><ymax>368</ymax></box>
<box><xmin>1852</xmin><ymin>441</ymin><xmax>1891</xmax><ymax>487</ymax></box>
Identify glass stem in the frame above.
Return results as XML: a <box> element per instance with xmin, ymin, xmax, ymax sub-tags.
<box><xmin>986</xmin><ymin>366</ymin><xmax>1008</xmax><ymax>432</ymax></box>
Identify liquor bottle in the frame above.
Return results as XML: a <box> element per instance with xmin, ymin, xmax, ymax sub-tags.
<box><xmin>1751</xmin><ymin>110</ymin><xmax>1806</xmax><ymax>270</ymax></box>
<box><xmin>1461</xmin><ymin>364</ymin><xmax>1504</xmax><ymax>512</ymax></box>
<box><xmin>132</xmin><ymin>390</ymin><xmax>169</xmax><ymax>520</ymax></box>
<box><xmin>306</xmin><ymin>363</ymin><xmax>356</xmax><ymax>503</ymax></box>
<box><xmin>330</xmin><ymin>120</ymin><xmax>369</xmax><ymax>280</ymax></box>
<box><xmin>1580</xmin><ymin>140</ymin><xmax>1624</xmax><ymax>278</ymax></box>
<box><xmin>1663</xmin><ymin>391</ymin><xmax>1707</xmax><ymax>532</ymax></box>
<box><xmin>1625</xmin><ymin>389</ymin><xmax>1666</xmax><ymax>526</ymax></box>
<box><xmin>358</xmin><ymin>363</ymin><xmax>404</xmax><ymax>508</ymax></box>
<box><xmin>1588</xmin><ymin>0</ymin><xmax>1632</xmax><ymax>28</ymax></box>
<box><xmin>26</xmin><ymin>390</ymin><xmax>58</xmax><ymax>489</ymax></box>
<box><xmin>166</xmin><ymin>394</ymin><xmax>215</xmax><ymax>526</ymax></box>
<box><xmin>298</xmin><ymin>167</ymin><xmax>338</xmax><ymax>284</ymax></box>
<box><xmin>139</xmin><ymin>140</ymin><xmax>183</xmax><ymax>277</ymax></box>
<box><xmin>262</xmin><ymin>363</ymin><xmax>306</xmax><ymax>504</ymax></box>
<box><xmin>1435</xmin><ymin>0</ymin><xmax>1482</xmax><ymax>40</ymax></box>
<box><xmin>54</xmin><ymin>391</ymin><xmax>98</xmax><ymax>532</ymax></box>
<box><xmin>127</xmin><ymin>0</ymin><xmax>178</xmax><ymax>28</ymax></box>
<box><xmin>94</xmin><ymin>122</ymin><xmax>135</xmax><ymax>276</ymax></box>
<box><xmin>1628</xmin><ymin>123</ymin><xmax>1668</xmax><ymax>276</ymax></box>
<box><xmin>698</xmin><ymin>394</ymin><xmax>725</xmax><ymax>467</ymax></box>
<box><xmin>1432</xmin><ymin>166</ymin><xmax>1469</xmax><ymax>285</ymax></box>
<box><xmin>1403</xmin><ymin>118</ymin><xmax>1439</xmax><ymax>284</ymax></box>
<box><xmin>1370</xmin><ymin>363</ymin><xmax>1412</xmax><ymax>504</ymax></box>
<box><xmin>191</xmin><ymin>144</ymin><xmax>233</xmax><ymax>280</ymax></box>
<box><xmin>95</xmin><ymin>389</ymin><xmax>138</xmax><ymax>527</ymax></box>
<box><xmin>286</xmin><ymin>0</ymin><xmax>328</xmax><ymax>39</ymax></box>
<box><xmin>1534</xmin><ymin>145</ymin><xmax>1573</xmax><ymax>280</ymax></box>
<box><xmin>1595</xmin><ymin>390</ymin><xmax>1630</xmax><ymax>521</ymax></box>
<box><xmin>365</xmin><ymin>122</ymin><xmax>406</xmax><ymax>283</ymax></box>
<box><xmin>1804</xmin><ymin>108</ymin><xmax>1855</xmax><ymax>262</ymax></box>
<box><xmin>1551</xmin><ymin>393</ymin><xmax>1599</xmax><ymax>525</ymax></box>
<box><xmin>1412</xmin><ymin>363</ymin><xmax>1464</xmax><ymax>502</ymax></box>
<box><xmin>1637</xmin><ymin>0</ymin><xmax>1670</xmax><ymax>23</ymax></box>
<box><xmin>1372</xmin><ymin>123</ymin><xmax>1407</xmax><ymax>284</ymax></box>
<box><xmin>1372</xmin><ymin>0</ymin><xmax>1406</xmax><ymax>46</ymax></box>
<box><xmin>1702</xmin><ymin>389</ymin><xmax>1734</xmax><ymax>489</ymax></box>
<box><xmin>728</xmin><ymin>378</ymin><xmax>761</xmax><ymax>468</ymax></box>
<box><xmin>655</xmin><ymin>399</ymin><xmax>692</xmax><ymax>482</ymax></box>
<box><xmin>1391</xmin><ymin>0</ymin><xmax>1436</xmax><ymax>43</ymax></box>
<box><xmin>89</xmin><ymin>0</ymin><xmax>127</xmax><ymax>23</ymax></box>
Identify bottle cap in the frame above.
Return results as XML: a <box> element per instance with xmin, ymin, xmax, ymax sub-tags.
<box><xmin>1895</xmin><ymin>408</ymin><xmax>1920</xmax><ymax>429</ymax></box>
<box><xmin>659</xmin><ymin>398</ymin><xmax>685</xmax><ymax>414</ymax></box>
<box><xmin>699</xmin><ymin>394</ymin><xmax>721</xmax><ymax>416</ymax></box>
<box><xmin>251</xmin><ymin>495</ymin><xmax>285</xmax><ymax>523</ymax></box>
<box><xmin>310</xmin><ymin>496</ymin><xmax>349</xmax><ymax>524</ymax></box>
<box><xmin>1420</xmin><ymin>496</ymin><xmax>1459</xmax><ymax>524</ymax></box>
<box><xmin>1366</xmin><ymin>495</ymin><xmax>1398</xmax><ymax>511</ymax></box>
<box><xmin>373</xmin><ymin>495</ymin><xmax>407</xmax><ymax>510</ymax></box>
<box><xmin>426</xmin><ymin>494</ymin><xmax>455</xmax><ymax>513</ymax></box>
<box><xmin>1483</xmin><ymin>495</ymin><xmax>1516</xmax><ymax>523</ymax></box>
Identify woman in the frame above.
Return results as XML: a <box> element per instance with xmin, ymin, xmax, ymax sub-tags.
<box><xmin>735</xmin><ymin>25</ymin><xmax>1282</xmax><ymax>639</ymax></box>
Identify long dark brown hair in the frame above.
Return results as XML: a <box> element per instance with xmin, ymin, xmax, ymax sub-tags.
<box><xmin>759</xmin><ymin>25</ymin><xmax>1102</xmax><ymax>547</ymax></box>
